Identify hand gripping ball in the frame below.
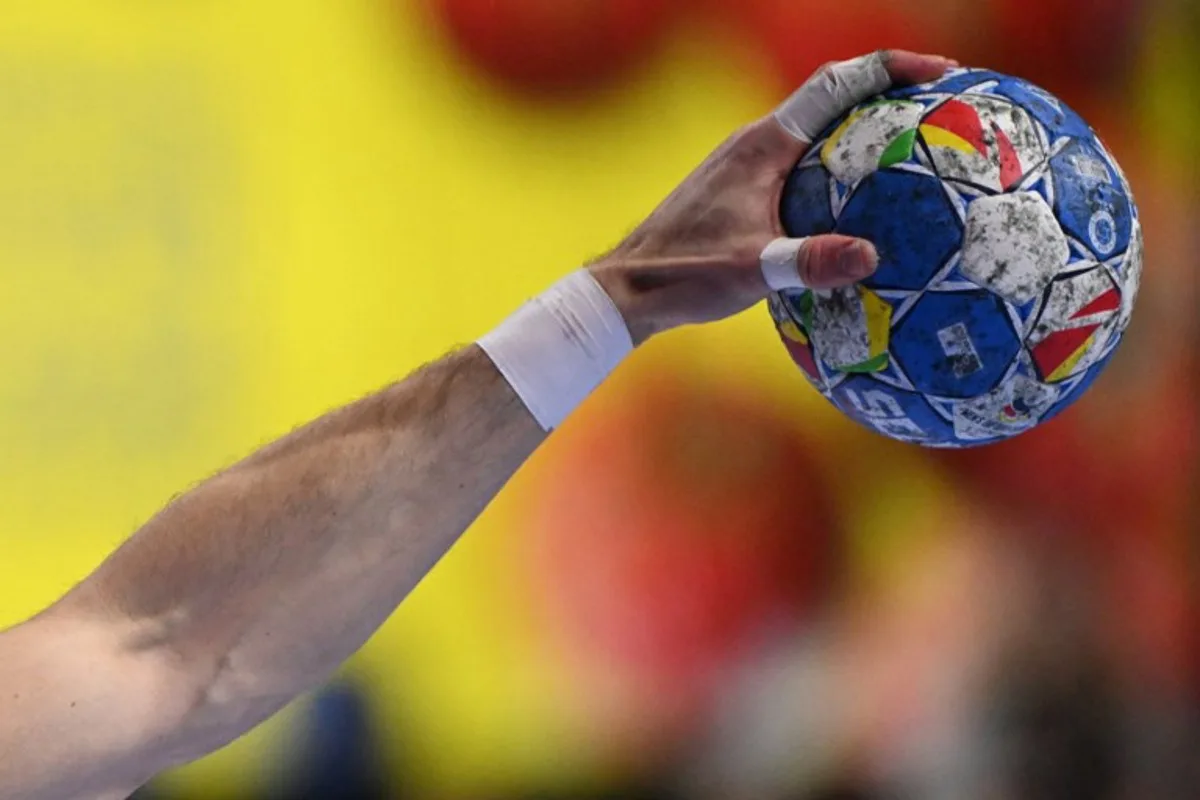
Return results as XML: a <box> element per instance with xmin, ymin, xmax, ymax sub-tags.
<box><xmin>770</xmin><ymin>68</ymin><xmax>1142</xmax><ymax>447</ymax></box>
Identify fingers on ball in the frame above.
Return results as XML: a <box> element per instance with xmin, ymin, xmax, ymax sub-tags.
<box><xmin>883</xmin><ymin>50</ymin><xmax>959</xmax><ymax>85</ymax></box>
<box><xmin>760</xmin><ymin>236</ymin><xmax>877</xmax><ymax>291</ymax></box>
<box><xmin>798</xmin><ymin>236</ymin><xmax>878</xmax><ymax>289</ymax></box>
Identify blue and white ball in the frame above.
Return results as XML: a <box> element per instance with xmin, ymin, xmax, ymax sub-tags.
<box><xmin>770</xmin><ymin>68</ymin><xmax>1142</xmax><ymax>448</ymax></box>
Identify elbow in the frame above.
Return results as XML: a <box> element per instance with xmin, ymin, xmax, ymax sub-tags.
<box><xmin>52</xmin><ymin>605</ymin><xmax>257</xmax><ymax>770</ymax></box>
<box><xmin>49</xmin><ymin>596</ymin><xmax>303</xmax><ymax>768</ymax></box>
<box><xmin>0</xmin><ymin>610</ymin><xmax>225</xmax><ymax>793</ymax></box>
<box><xmin>101</xmin><ymin>620</ymin><xmax>230</xmax><ymax>770</ymax></box>
<box><xmin>157</xmin><ymin>643</ymin><xmax>308</xmax><ymax>764</ymax></box>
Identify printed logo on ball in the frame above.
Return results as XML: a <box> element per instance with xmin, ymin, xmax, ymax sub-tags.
<box><xmin>952</xmin><ymin>375</ymin><xmax>1059</xmax><ymax>441</ymax></box>
<box><xmin>841</xmin><ymin>387</ymin><xmax>930</xmax><ymax>443</ymax></box>
<box><xmin>1028</xmin><ymin>268</ymin><xmax>1122</xmax><ymax>383</ymax></box>
<box><xmin>936</xmin><ymin>322</ymin><xmax>984</xmax><ymax>377</ymax></box>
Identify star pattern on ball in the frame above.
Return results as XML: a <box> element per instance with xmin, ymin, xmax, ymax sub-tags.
<box><xmin>771</xmin><ymin>69</ymin><xmax>1142</xmax><ymax>447</ymax></box>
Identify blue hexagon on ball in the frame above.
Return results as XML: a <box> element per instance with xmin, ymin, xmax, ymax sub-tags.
<box><xmin>769</xmin><ymin>68</ymin><xmax>1142</xmax><ymax>448</ymax></box>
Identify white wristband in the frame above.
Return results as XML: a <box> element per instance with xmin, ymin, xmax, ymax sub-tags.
<box><xmin>478</xmin><ymin>270</ymin><xmax>634</xmax><ymax>431</ymax></box>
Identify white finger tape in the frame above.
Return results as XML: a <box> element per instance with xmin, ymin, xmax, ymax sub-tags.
<box><xmin>478</xmin><ymin>270</ymin><xmax>634</xmax><ymax>432</ymax></box>
<box><xmin>761</xmin><ymin>237</ymin><xmax>811</xmax><ymax>292</ymax></box>
<box><xmin>774</xmin><ymin>51</ymin><xmax>891</xmax><ymax>143</ymax></box>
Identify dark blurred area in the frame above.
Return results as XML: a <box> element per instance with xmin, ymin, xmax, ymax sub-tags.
<box><xmin>1</xmin><ymin>0</ymin><xmax>1197</xmax><ymax>798</ymax></box>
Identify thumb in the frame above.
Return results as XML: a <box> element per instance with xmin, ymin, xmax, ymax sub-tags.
<box><xmin>760</xmin><ymin>235</ymin><xmax>878</xmax><ymax>292</ymax></box>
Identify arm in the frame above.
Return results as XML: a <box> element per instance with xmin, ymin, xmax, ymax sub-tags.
<box><xmin>0</xmin><ymin>349</ymin><xmax>543</xmax><ymax>799</ymax></box>
<box><xmin>0</xmin><ymin>51</ymin><xmax>951</xmax><ymax>800</ymax></box>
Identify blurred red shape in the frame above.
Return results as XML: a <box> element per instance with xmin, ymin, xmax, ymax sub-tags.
<box><xmin>427</xmin><ymin>0</ymin><xmax>682</xmax><ymax>96</ymax></box>
<box><xmin>934</xmin><ymin>372</ymin><xmax>1195</xmax><ymax>542</ymax></box>
<box><xmin>980</xmin><ymin>0</ymin><xmax>1145</xmax><ymax>116</ymax></box>
<box><xmin>528</xmin><ymin>369</ymin><xmax>841</xmax><ymax>706</ymax></box>
<box><xmin>715</xmin><ymin>0</ymin><xmax>957</xmax><ymax>91</ymax></box>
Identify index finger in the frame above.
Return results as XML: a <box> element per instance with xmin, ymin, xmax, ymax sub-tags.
<box><xmin>774</xmin><ymin>50</ymin><xmax>957</xmax><ymax>146</ymax></box>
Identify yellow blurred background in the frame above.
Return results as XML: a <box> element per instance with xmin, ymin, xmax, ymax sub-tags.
<box><xmin>0</xmin><ymin>1</ymin><xmax>1196</xmax><ymax>798</ymax></box>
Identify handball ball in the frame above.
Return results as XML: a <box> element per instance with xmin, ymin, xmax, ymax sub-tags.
<box><xmin>770</xmin><ymin>68</ymin><xmax>1142</xmax><ymax>447</ymax></box>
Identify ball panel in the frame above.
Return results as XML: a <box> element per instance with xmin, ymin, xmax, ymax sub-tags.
<box><xmin>1038</xmin><ymin>348</ymin><xmax>1116</xmax><ymax>425</ymax></box>
<box><xmin>993</xmin><ymin>76</ymin><xmax>1094</xmax><ymax>141</ymax></box>
<box><xmin>1095</xmin><ymin>135</ymin><xmax>1136</xmax><ymax>218</ymax></box>
<box><xmin>919</xmin><ymin>95</ymin><xmax>1045</xmax><ymax>193</ymax></box>
<box><xmin>781</xmin><ymin>334</ymin><xmax>823</xmax><ymax>386</ymax></box>
<box><xmin>768</xmin><ymin>293</ymin><xmax>825</xmax><ymax>390</ymax></box>
<box><xmin>836</xmin><ymin>170</ymin><xmax>962</xmax><ymax>291</ymax></box>
<box><xmin>780</xmin><ymin>165</ymin><xmax>836</xmax><ymax>238</ymax></box>
<box><xmin>961</xmin><ymin>192</ymin><xmax>1070</xmax><ymax>305</ymax></box>
<box><xmin>1007</xmin><ymin>295</ymin><xmax>1047</xmax><ymax>341</ymax></box>
<box><xmin>891</xmin><ymin>290</ymin><xmax>1021</xmax><ymax>399</ymax></box>
<box><xmin>1116</xmin><ymin>219</ymin><xmax>1143</xmax><ymax>331</ymax></box>
<box><xmin>830</xmin><ymin>375</ymin><xmax>953</xmax><ymax>445</ymax></box>
<box><xmin>819</xmin><ymin>100</ymin><xmax>926</xmax><ymax>185</ymax></box>
<box><xmin>1050</xmin><ymin>139</ymin><xmax>1133</xmax><ymax>260</ymax></box>
<box><xmin>1026</xmin><ymin>267</ymin><xmax>1123</xmax><ymax>383</ymax></box>
<box><xmin>950</xmin><ymin>372</ymin><xmax>1060</xmax><ymax>442</ymax></box>
<box><xmin>806</xmin><ymin>286</ymin><xmax>892</xmax><ymax>374</ymax></box>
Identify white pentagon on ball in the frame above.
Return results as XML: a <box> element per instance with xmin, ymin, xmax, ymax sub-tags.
<box><xmin>961</xmin><ymin>192</ymin><xmax>1069</xmax><ymax>305</ymax></box>
<box><xmin>809</xmin><ymin>287</ymin><xmax>871</xmax><ymax>369</ymax></box>
<box><xmin>820</xmin><ymin>100</ymin><xmax>926</xmax><ymax>186</ymax></box>
<box><xmin>807</xmin><ymin>287</ymin><xmax>890</xmax><ymax>373</ymax></box>
<box><xmin>1118</xmin><ymin>219</ymin><xmax>1144</xmax><ymax>331</ymax></box>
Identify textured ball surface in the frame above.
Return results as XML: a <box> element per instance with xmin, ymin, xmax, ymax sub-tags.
<box><xmin>770</xmin><ymin>68</ymin><xmax>1142</xmax><ymax>447</ymax></box>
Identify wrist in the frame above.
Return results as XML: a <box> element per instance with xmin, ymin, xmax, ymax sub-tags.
<box><xmin>588</xmin><ymin>261</ymin><xmax>666</xmax><ymax>346</ymax></box>
<box><xmin>478</xmin><ymin>270</ymin><xmax>634</xmax><ymax>431</ymax></box>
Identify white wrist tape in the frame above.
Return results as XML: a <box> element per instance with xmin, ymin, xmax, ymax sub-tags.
<box><xmin>478</xmin><ymin>270</ymin><xmax>634</xmax><ymax>431</ymax></box>
<box><xmin>774</xmin><ymin>51</ymin><xmax>891</xmax><ymax>144</ymax></box>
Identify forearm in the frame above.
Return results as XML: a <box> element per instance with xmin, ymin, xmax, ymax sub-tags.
<box><xmin>65</xmin><ymin>346</ymin><xmax>544</xmax><ymax>754</ymax></box>
<box><xmin>2</xmin><ymin>265</ymin><xmax>642</xmax><ymax>798</ymax></box>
